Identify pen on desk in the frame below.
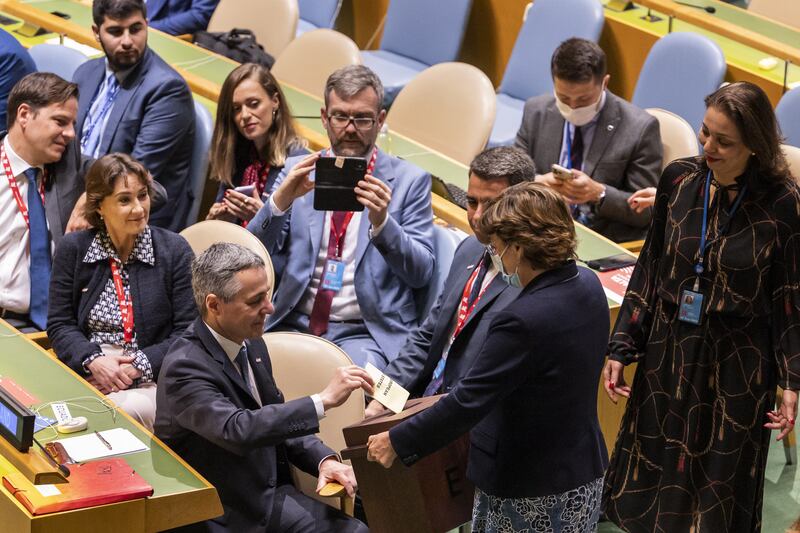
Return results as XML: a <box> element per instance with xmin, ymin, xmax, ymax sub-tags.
<box><xmin>94</xmin><ymin>431</ymin><xmax>112</xmax><ymax>450</ymax></box>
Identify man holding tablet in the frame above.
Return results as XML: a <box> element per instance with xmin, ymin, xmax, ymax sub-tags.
<box><xmin>249</xmin><ymin>65</ymin><xmax>434</xmax><ymax>371</ymax></box>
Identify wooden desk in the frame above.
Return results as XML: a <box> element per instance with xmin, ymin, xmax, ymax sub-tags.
<box><xmin>0</xmin><ymin>321</ymin><xmax>222</xmax><ymax>533</ymax></box>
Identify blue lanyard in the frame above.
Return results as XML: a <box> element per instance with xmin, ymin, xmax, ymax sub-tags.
<box><xmin>695</xmin><ymin>170</ymin><xmax>747</xmax><ymax>279</ymax></box>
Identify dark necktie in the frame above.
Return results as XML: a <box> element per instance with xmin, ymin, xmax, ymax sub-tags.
<box><xmin>570</xmin><ymin>125</ymin><xmax>583</xmax><ymax>171</ymax></box>
<box><xmin>308</xmin><ymin>211</ymin><xmax>349</xmax><ymax>336</ymax></box>
<box><xmin>26</xmin><ymin>168</ymin><xmax>50</xmax><ymax>330</ymax></box>
<box><xmin>235</xmin><ymin>345</ymin><xmax>253</xmax><ymax>395</ymax></box>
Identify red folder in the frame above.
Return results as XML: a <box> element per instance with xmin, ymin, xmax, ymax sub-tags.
<box><xmin>3</xmin><ymin>458</ymin><xmax>153</xmax><ymax>515</ymax></box>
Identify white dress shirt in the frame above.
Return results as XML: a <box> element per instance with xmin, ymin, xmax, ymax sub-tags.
<box><xmin>0</xmin><ymin>136</ymin><xmax>49</xmax><ymax>313</ymax></box>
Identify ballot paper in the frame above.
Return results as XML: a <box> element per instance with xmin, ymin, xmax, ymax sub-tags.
<box><xmin>365</xmin><ymin>363</ymin><xmax>410</xmax><ymax>414</ymax></box>
<box><xmin>55</xmin><ymin>428</ymin><xmax>148</xmax><ymax>463</ymax></box>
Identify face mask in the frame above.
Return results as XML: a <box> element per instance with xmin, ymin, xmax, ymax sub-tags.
<box><xmin>554</xmin><ymin>88</ymin><xmax>606</xmax><ymax>127</ymax></box>
<box><xmin>489</xmin><ymin>245</ymin><xmax>523</xmax><ymax>288</ymax></box>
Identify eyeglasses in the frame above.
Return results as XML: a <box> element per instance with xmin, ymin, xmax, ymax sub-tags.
<box><xmin>327</xmin><ymin>114</ymin><xmax>377</xmax><ymax>131</ymax></box>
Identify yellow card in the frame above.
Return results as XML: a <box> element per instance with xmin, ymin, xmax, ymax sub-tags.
<box><xmin>365</xmin><ymin>363</ymin><xmax>410</xmax><ymax>414</ymax></box>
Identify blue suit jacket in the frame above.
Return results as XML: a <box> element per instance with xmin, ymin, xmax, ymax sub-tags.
<box><xmin>383</xmin><ymin>236</ymin><xmax>520</xmax><ymax>396</ymax></box>
<box><xmin>249</xmin><ymin>149</ymin><xmax>435</xmax><ymax>359</ymax></box>
<box><xmin>74</xmin><ymin>48</ymin><xmax>195</xmax><ymax>231</ymax></box>
<box><xmin>391</xmin><ymin>262</ymin><xmax>610</xmax><ymax>498</ymax></box>
<box><xmin>146</xmin><ymin>0</ymin><xmax>219</xmax><ymax>35</ymax></box>
<box><xmin>155</xmin><ymin>318</ymin><xmax>333</xmax><ymax>533</ymax></box>
<box><xmin>0</xmin><ymin>29</ymin><xmax>36</xmax><ymax>130</ymax></box>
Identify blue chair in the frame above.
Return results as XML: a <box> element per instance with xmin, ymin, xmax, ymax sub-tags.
<box><xmin>777</xmin><ymin>86</ymin><xmax>800</xmax><ymax>148</ymax></box>
<box><xmin>184</xmin><ymin>99</ymin><xmax>214</xmax><ymax>227</ymax></box>
<box><xmin>297</xmin><ymin>0</ymin><xmax>341</xmax><ymax>36</ymax></box>
<box><xmin>362</xmin><ymin>0</ymin><xmax>473</xmax><ymax>107</ymax></box>
<box><xmin>488</xmin><ymin>0</ymin><xmax>604</xmax><ymax>147</ymax></box>
<box><xmin>28</xmin><ymin>44</ymin><xmax>88</xmax><ymax>81</ymax></box>
<box><xmin>632</xmin><ymin>32</ymin><xmax>726</xmax><ymax>133</ymax></box>
<box><xmin>416</xmin><ymin>225</ymin><xmax>465</xmax><ymax>316</ymax></box>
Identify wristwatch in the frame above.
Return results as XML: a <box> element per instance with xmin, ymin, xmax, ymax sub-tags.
<box><xmin>595</xmin><ymin>185</ymin><xmax>607</xmax><ymax>206</ymax></box>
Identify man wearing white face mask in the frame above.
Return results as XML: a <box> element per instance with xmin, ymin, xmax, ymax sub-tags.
<box><xmin>515</xmin><ymin>38</ymin><xmax>662</xmax><ymax>243</ymax></box>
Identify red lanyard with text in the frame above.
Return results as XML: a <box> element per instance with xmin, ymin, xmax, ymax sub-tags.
<box><xmin>109</xmin><ymin>258</ymin><xmax>135</xmax><ymax>345</ymax></box>
<box><xmin>324</xmin><ymin>147</ymin><xmax>378</xmax><ymax>258</ymax></box>
<box><xmin>452</xmin><ymin>258</ymin><xmax>489</xmax><ymax>340</ymax></box>
<box><xmin>2</xmin><ymin>147</ymin><xmax>45</xmax><ymax>229</ymax></box>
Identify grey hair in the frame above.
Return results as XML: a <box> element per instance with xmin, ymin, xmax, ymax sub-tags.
<box><xmin>469</xmin><ymin>146</ymin><xmax>536</xmax><ymax>186</ymax></box>
<box><xmin>324</xmin><ymin>65</ymin><xmax>384</xmax><ymax>110</ymax></box>
<box><xmin>191</xmin><ymin>243</ymin><xmax>265</xmax><ymax>316</ymax></box>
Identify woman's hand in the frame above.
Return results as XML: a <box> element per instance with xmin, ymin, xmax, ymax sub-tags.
<box><xmin>367</xmin><ymin>431</ymin><xmax>397</xmax><ymax>468</ymax></box>
<box><xmin>206</xmin><ymin>201</ymin><xmax>236</xmax><ymax>222</ymax></box>
<box><xmin>223</xmin><ymin>187</ymin><xmax>263</xmax><ymax>222</ymax></box>
<box><xmin>603</xmin><ymin>358</ymin><xmax>631</xmax><ymax>403</ymax></box>
<box><xmin>86</xmin><ymin>354</ymin><xmax>136</xmax><ymax>394</ymax></box>
<box><xmin>765</xmin><ymin>389</ymin><xmax>797</xmax><ymax>441</ymax></box>
<box><xmin>628</xmin><ymin>187</ymin><xmax>657</xmax><ymax>213</ymax></box>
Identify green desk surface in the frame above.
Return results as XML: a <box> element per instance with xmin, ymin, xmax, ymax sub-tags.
<box><xmin>0</xmin><ymin>322</ymin><xmax>206</xmax><ymax>497</ymax></box>
<box><xmin>602</xmin><ymin>0</ymin><xmax>800</xmax><ymax>87</ymax></box>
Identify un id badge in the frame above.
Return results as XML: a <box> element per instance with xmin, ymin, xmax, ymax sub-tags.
<box><xmin>321</xmin><ymin>260</ymin><xmax>345</xmax><ymax>291</ymax></box>
<box><xmin>678</xmin><ymin>289</ymin><xmax>704</xmax><ymax>325</ymax></box>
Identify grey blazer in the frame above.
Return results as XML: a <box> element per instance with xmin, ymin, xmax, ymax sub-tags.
<box><xmin>515</xmin><ymin>91</ymin><xmax>663</xmax><ymax>242</ymax></box>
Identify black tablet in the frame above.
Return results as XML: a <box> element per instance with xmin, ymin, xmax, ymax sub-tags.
<box><xmin>314</xmin><ymin>156</ymin><xmax>366</xmax><ymax>212</ymax></box>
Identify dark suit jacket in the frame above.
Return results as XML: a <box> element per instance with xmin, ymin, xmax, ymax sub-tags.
<box><xmin>383</xmin><ymin>236</ymin><xmax>520</xmax><ymax>396</ymax></box>
<box><xmin>154</xmin><ymin>318</ymin><xmax>334</xmax><ymax>533</ymax></box>
<box><xmin>147</xmin><ymin>0</ymin><xmax>219</xmax><ymax>35</ymax></box>
<box><xmin>74</xmin><ymin>48</ymin><xmax>195</xmax><ymax>231</ymax></box>
<box><xmin>47</xmin><ymin>226</ymin><xmax>196</xmax><ymax>377</ymax></box>
<box><xmin>391</xmin><ymin>262</ymin><xmax>610</xmax><ymax>498</ymax></box>
<box><xmin>515</xmin><ymin>91</ymin><xmax>663</xmax><ymax>242</ymax></box>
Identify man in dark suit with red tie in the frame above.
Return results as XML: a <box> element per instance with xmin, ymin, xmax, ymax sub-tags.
<box><xmin>365</xmin><ymin>146</ymin><xmax>536</xmax><ymax>416</ymax></box>
<box><xmin>155</xmin><ymin>243</ymin><xmax>371</xmax><ymax>532</ymax></box>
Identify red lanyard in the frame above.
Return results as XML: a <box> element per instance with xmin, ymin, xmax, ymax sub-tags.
<box><xmin>109</xmin><ymin>258</ymin><xmax>135</xmax><ymax>345</ymax></box>
<box><xmin>2</xmin><ymin>146</ymin><xmax>45</xmax><ymax>229</ymax></box>
<box><xmin>452</xmin><ymin>258</ymin><xmax>490</xmax><ymax>340</ymax></box>
<box><xmin>324</xmin><ymin>147</ymin><xmax>378</xmax><ymax>258</ymax></box>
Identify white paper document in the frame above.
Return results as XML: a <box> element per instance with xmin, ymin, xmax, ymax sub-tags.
<box><xmin>55</xmin><ymin>428</ymin><xmax>148</xmax><ymax>463</ymax></box>
<box><xmin>365</xmin><ymin>363</ymin><xmax>410</xmax><ymax>414</ymax></box>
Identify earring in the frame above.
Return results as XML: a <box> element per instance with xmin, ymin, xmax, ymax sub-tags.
<box><xmin>272</xmin><ymin>109</ymin><xmax>277</xmax><ymax>120</ymax></box>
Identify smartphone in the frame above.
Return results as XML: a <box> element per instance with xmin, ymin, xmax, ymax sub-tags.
<box><xmin>314</xmin><ymin>156</ymin><xmax>367</xmax><ymax>212</ymax></box>
<box><xmin>233</xmin><ymin>184</ymin><xmax>256</xmax><ymax>196</ymax></box>
<box><xmin>552</xmin><ymin>163</ymin><xmax>575</xmax><ymax>181</ymax></box>
<box><xmin>586</xmin><ymin>253</ymin><xmax>637</xmax><ymax>272</ymax></box>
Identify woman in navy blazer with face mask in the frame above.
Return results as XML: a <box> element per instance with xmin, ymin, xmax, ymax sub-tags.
<box><xmin>367</xmin><ymin>182</ymin><xmax>610</xmax><ymax>532</ymax></box>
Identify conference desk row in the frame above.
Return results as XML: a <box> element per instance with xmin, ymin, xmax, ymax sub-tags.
<box><xmin>0</xmin><ymin>320</ymin><xmax>222</xmax><ymax>533</ymax></box>
<box><xmin>0</xmin><ymin>2</ymin><xmax>633</xmax><ymax>527</ymax></box>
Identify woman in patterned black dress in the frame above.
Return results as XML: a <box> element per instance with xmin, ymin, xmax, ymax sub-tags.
<box><xmin>602</xmin><ymin>82</ymin><xmax>799</xmax><ymax>532</ymax></box>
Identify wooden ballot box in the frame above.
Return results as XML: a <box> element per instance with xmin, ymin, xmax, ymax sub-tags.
<box><xmin>341</xmin><ymin>396</ymin><xmax>473</xmax><ymax>533</ymax></box>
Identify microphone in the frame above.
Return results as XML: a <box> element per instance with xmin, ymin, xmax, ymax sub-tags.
<box><xmin>674</xmin><ymin>1</ymin><xmax>716</xmax><ymax>13</ymax></box>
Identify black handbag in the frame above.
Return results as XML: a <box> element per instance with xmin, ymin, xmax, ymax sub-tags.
<box><xmin>193</xmin><ymin>28</ymin><xmax>275</xmax><ymax>69</ymax></box>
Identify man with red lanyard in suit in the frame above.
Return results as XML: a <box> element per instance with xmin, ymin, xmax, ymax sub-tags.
<box><xmin>0</xmin><ymin>73</ymin><xmax>90</xmax><ymax>332</ymax></box>
<box><xmin>249</xmin><ymin>65</ymin><xmax>434</xmax><ymax>371</ymax></box>
<box><xmin>365</xmin><ymin>146</ymin><xmax>536</xmax><ymax>416</ymax></box>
